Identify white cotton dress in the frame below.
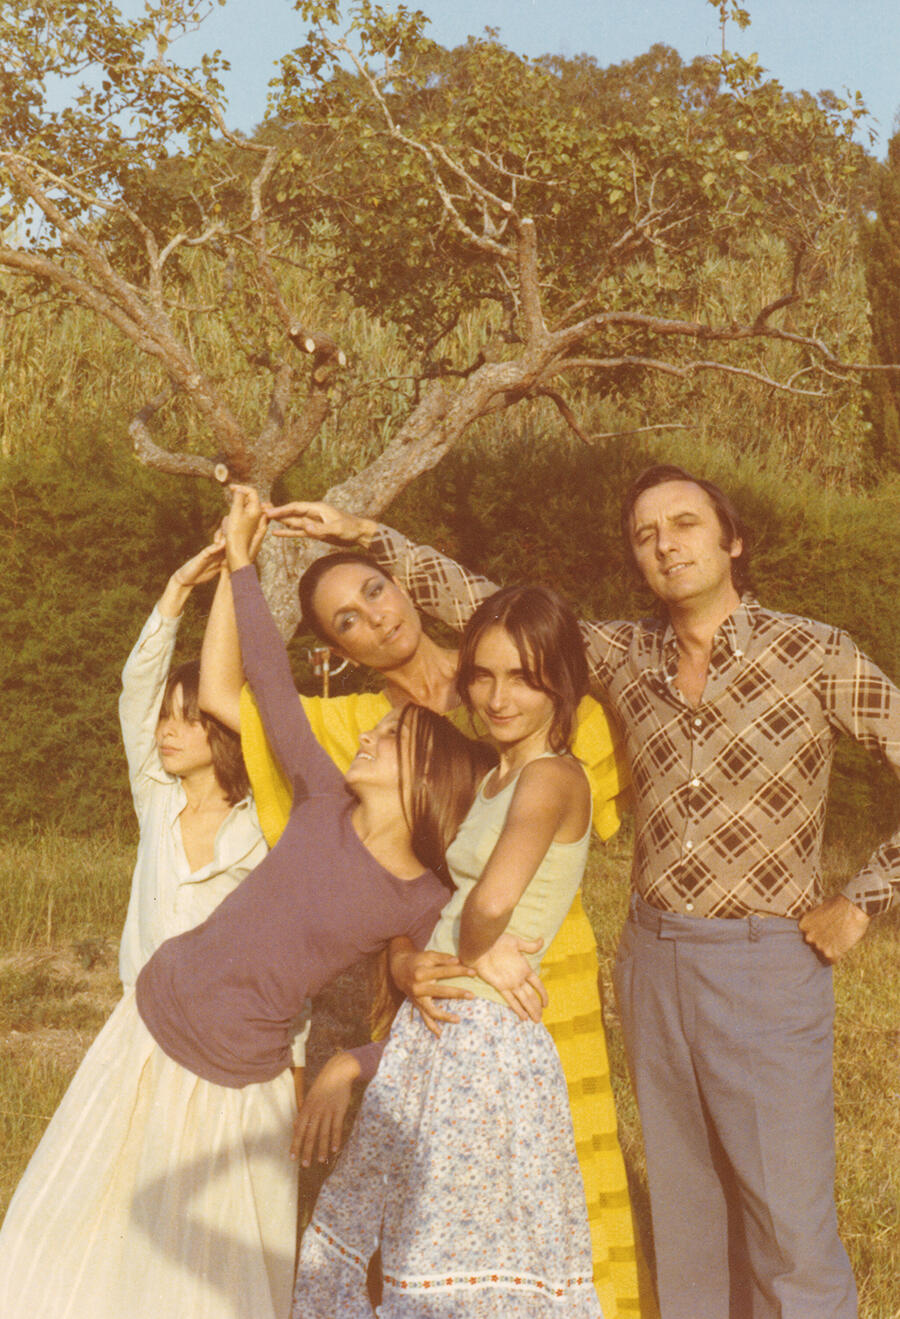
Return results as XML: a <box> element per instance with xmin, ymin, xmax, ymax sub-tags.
<box><xmin>0</xmin><ymin>606</ymin><xmax>300</xmax><ymax>1319</ymax></box>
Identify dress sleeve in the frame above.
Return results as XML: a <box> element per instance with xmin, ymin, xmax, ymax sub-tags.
<box><xmin>821</xmin><ymin>628</ymin><xmax>900</xmax><ymax>915</ymax></box>
<box><xmin>231</xmin><ymin>566</ymin><xmax>343</xmax><ymax>798</ymax></box>
<box><xmin>119</xmin><ymin>606</ymin><xmax>180</xmax><ymax>814</ymax></box>
<box><xmin>404</xmin><ymin>894</ymin><xmax>444</xmax><ymax>952</ymax></box>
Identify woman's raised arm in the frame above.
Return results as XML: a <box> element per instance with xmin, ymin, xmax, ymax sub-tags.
<box><xmin>198</xmin><ymin>566</ymin><xmax>245</xmax><ymax>732</ymax></box>
<box><xmin>226</xmin><ymin>487</ymin><xmax>343</xmax><ymax>797</ymax></box>
<box><xmin>120</xmin><ymin>539</ymin><xmax>225</xmax><ymax>791</ymax></box>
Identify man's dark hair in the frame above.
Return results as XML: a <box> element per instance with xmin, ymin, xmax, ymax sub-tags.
<box><xmin>621</xmin><ymin>464</ymin><xmax>752</xmax><ymax>593</ymax></box>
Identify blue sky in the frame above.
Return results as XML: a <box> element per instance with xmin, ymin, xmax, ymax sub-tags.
<box><xmin>123</xmin><ymin>0</ymin><xmax>900</xmax><ymax>156</ymax></box>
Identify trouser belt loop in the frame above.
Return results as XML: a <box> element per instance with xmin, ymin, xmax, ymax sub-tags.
<box><xmin>748</xmin><ymin>913</ymin><xmax>761</xmax><ymax>942</ymax></box>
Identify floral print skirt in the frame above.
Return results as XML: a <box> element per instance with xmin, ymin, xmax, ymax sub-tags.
<box><xmin>293</xmin><ymin>998</ymin><xmax>603</xmax><ymax>1318</ymax></box>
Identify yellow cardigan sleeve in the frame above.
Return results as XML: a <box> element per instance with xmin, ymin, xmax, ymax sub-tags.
<box><xmin>571</xmin><ymin>694</ymin><xmax>628</xmax><ymax>842</ymax></box>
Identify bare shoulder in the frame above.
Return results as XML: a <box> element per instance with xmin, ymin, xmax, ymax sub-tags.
<box><xmin>515</xmin><ymin>755</ymin><xmax>590</xmax><ymax>807</ymax></box>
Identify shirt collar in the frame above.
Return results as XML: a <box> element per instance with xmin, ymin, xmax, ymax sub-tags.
<box><xmin>656</xmin><ymin>594</ymin><xmax>758</xmax><ymax>675</ymax></box>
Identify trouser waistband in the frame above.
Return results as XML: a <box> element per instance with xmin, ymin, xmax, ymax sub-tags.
<box><xmin>629</xmin><ymin>891</ymin><xmax>801</xmax><ymax>942</ymax></box>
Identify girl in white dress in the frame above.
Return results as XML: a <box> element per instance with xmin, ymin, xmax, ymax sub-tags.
<box><xmin>0</xmin><ymin>541</ymin><xmax>272</xmax><ymax>1315</ymax></box>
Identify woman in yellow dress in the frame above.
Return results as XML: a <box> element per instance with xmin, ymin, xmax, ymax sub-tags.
<box><xmin>199</xmin><ymin>504</ymin><xmax>657</xmax><ymax>1319</ymax></box>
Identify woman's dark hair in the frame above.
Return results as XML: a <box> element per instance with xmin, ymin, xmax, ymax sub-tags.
<box><xmin>159</xmin><ymin>660</ymin><xmax>250</xmax><ymax>805</ymax></box>
<box><xmin>297</xmin><ymin>550</ymin><xmax>394</xmax><ymax>643</ymax></box>
<box><xmin>395</xmin><ymin>703</ymin><xmax>496</xmax><ymax>889</ymax></box>
<box><xmin>456</xmin><ymin>584</ymin><xmax>589</xmax><ymax>754</ymax></box>
<box><xmin>620</xmin><ymin>464</ymin><xmax>752</xmax><ymax>593</ymax></box>
<box><xmin>368</xmin><ymin>703</ymin><xmax>496</xmax><ymax>1040</ymax></box>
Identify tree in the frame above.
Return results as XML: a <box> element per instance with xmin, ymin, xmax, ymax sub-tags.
<box><xmin>860</xmin><ymin>128</ymin><xmax>900</xmax><ymax>472</ymax></box>
<box><xmin>2</xmin><ymin>0</ymin><xmax>896</xmax><ymax>630</ymax></box>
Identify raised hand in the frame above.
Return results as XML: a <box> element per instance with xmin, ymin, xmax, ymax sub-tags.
<box><xmin>264</xmin><ymin>499</ymin><xmax>375</xmax><ymax>548</ymax></box>
<box><xmin>158</xmin><ymin>533</ymin><xmax>226</xmax><ymax>618</ymax></box>
<box><xmin>224</xmin><ymin>485</ymin><xmax>268</xmax><ymax>571</ymax></box>
<box><xmin>172</xmin><ymin>534</ymin><xmax>226</xmax><ymax>588</ymax></box>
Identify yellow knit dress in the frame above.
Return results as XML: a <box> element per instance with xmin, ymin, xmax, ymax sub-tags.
<box><xmin>241</xmin><ymin>687</ymin><xmax>658</xmax><ymax>1319</ymax></box>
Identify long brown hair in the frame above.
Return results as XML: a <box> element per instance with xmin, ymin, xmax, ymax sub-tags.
<box><xmin>396</xmin><ymin>703</ymin><xmax>496</xmax><ymax>888</ymax></box>
<box><xmin>159</xmin><ymin>660</ymin><xmax>250</xmax><ymax>805</ymax></box>
<box><xmin>456</xmin><ymin>584</ymin><xmax>589</xmax><ymax>753</ymax></box>
<box><xmin>370</xmin><ymin>703</ymin><xmax>496</xmax><ymax>1038</ymax></box>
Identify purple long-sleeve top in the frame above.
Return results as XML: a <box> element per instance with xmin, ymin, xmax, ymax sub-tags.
<box><xmin>136</xmin><ymin>566</ymin><xmax>447</xmax><ymax>1089</ymax></box>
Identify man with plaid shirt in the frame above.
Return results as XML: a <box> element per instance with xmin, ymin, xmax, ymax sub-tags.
<box><xmin>267</xmin><ymin>466</ymin><xmax>898</xmax><ymax>1319</ymax></box>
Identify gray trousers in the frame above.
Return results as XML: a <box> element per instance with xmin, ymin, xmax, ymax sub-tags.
<box><xmin>613</xmin><ymin>893</ymin><xmax>858</xmax><ymax>1319</ymax></box>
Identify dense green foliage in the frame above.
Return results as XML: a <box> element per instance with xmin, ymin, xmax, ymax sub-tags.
<box><xmin>860</xmin><ymin>131</ymin><xmax>900</xmax><ymax>472</ymax></box>
<box><xmin>2</xmin><ymin>417</ymin><xmax>898</xmax><ymax>845</ymax></box>
<box><xmin>0</xmin><ymin>438</ymin><xmax>224</xmax><ymax>832</ymax></box>
<box><xmin>273</xmin><ymin>18</ymin><xmax>871</xmax><ymax>353</ymax></box>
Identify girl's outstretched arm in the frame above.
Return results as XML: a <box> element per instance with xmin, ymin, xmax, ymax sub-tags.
<box><xmin>198</xmin><ymin>565</ymin><xmax>244</xmax><ymax>732</ymax></box>
<box><xmin>226</xmin><ymin>487</ymin><xmax>343</xmax><ymax>797</ymax></box>
<box><xmin>120</xmin><ymin>538</ymin><xmax>225</xmax><ymax>790</ymax></box>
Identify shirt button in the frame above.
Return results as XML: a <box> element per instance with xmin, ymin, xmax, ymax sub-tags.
<box><xmin>693</xmin><ymin>716</ymin><xmax>703</xmax><ymax>728</ymax></box>
<box><xmin>734</xmin><ymin>649</ymin><xmax>743</xmax><ymax>658</ymax></box>
<box><xmin>685</xmin><ymin>840</ymin><xmax>694</xmax><ymax>851</ymax></box>
<box><xmin>690</xmin><ymin>777</ymin><xmax>701</xmax><ymax>788</ymax></box>
<box><xmin>685</xmin><ymin>900</ymin><xmax>695</xmax><ymax>912</ymax></box>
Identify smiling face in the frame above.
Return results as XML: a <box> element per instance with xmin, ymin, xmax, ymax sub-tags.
<box><xmin>629</xmin><ymin>479</ymin><xmax>743</xmax><ymax>612</ymax></box>
<box><xmin>344</xmin><ymin>708</ymin><xmax>410</xmax><ymax>796</ymax></box>
<box><xmin>310</xmin><ymin>563</ymin><xmax>423</xmax><ymax>671</ymax></box>
<box><xmin>155</xmin><ymin>684</ymin><xmax>215</xmax><ymax>779</ymax></box>
<box><xmin>465</xmin><ymin>624</ymin><xmax>556</xmax><ymax>753</ymax></box>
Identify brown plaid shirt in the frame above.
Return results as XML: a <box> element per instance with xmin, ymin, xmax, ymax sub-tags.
<box><xmin>370</xmin><ymin>525</ymin><xmax>900</xmax><ymax>919</ymax></box>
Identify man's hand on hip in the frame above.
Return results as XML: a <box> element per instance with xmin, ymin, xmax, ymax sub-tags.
<box><xmin>799</xmin><ymin>893</ymin><xmax>870</xmax><ymax>963</ymax></box>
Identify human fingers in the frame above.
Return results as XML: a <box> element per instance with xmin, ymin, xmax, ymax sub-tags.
<box><xmin>528</xmin><ymin>971</ymin><xmax>549</xmax><ymax>1008</ymax></box>
<box><xmin>512</xmin><ymin>936</ymin><xmax>544</xmax><ymax>956</ymax></box>
<box><xmin>264</xmin><ymin>500</ymin><xmax>319</xmax><ymax>522</ymax></box>
<box><xmin>418</xmin><ymin>982</ymin><xmax>475</xmax><ymax>1001</ymax></box>
<box><xmin>500</xmin><ymin>989</ymin><xmax>529</xmax><ymax>1022</ymax></box>
<box><xmin>290</xmin><ymin>1108</ymin><xmax>311</xmax><ymax>1162</ymax></box>
<box><xmin>322</xmin><ymin>1095</ymin><xmax>350</xmax><ymax>1162</ymax></box>
<box><xmin>414</xmin><ymin>997</ymin><xmax>447</xmax><ymax>1037</ymax></box>
<box><xmin>172</xmin><ymin>539</ymin><xmax>225</xmax><ymax>586</ymax></box>
<box><xmin>265</xmin><ymin>501</ymin><xmax>331</xmax><ymax>539</ymax></box>
<box><xmin>413</xmin><ymin>961</ymin><xmax>476</xmax><ymax>985</ymax></box>
<box><xmin>510</xmin><ymin>978</ymin><xmax>545</xmax><ymax>1023</ymax></box>
<box><xmin>247</xmin><ymin>513</ymin><xmax>269</xmax><ymax>561</ymax></box>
